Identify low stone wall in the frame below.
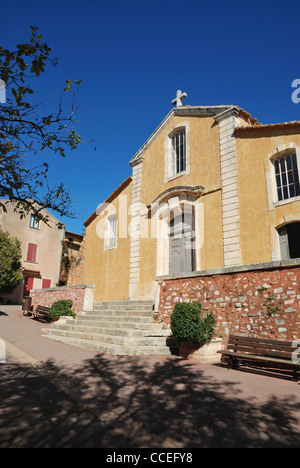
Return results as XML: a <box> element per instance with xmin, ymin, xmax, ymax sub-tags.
<box><xmin>158</xmin><ymin>260</ymin><xmax>300</xmax><ymax>342</ymax></box>
<box><xmin>0</xmin><ymin>280</ymin><xmax>24</xmax><ymax>305</ymax></box>
<box><xmin>30</xmin><ymin>284</ymin><xmax>95</xmax><ymax>316</ymax></box>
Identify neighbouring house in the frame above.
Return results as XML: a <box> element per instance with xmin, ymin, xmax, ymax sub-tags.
<box><xmin>0</xmin><ymin>200</ymin><xmax>65</xmax><ymax>304</ymax></box>
<box><xmin>59</xmin><ymin>230</ymin><xmax>84</xmax><ymax>286</ymax></box>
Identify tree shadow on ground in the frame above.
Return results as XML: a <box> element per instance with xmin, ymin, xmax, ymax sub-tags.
<box><xmin>0</xmin><ymin>354</ymin><xmax>299</xmax><ymax>448</ymax></box>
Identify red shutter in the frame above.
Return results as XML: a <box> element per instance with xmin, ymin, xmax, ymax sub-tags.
<box><xmin>26</xmin><ymin>243</ymin><xmax>37</xmax><ymax>263</ymax></box>
<box><xmin>42</xmin><ymin>279</ymin><xmax>51</xmax><ymax>289</ymax></box>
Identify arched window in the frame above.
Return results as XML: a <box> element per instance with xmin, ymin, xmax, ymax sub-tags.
<box><xmin>278</xmin><ymin>222</ymin><xmax>300</xmax><ymax>259</ymax></box>
<box><xmin>171</xmin><ymin>129</ymin><xmax>186</xmax><ymax>175</ymax></box>
<box><xmin>274</xmin><ymin>152</ymin><xmax>300</xmax><ymax>201</ymax></box>
<box><xmin>164</xmin><ymin>123</ymin><xmax>190</xmax><ymax>182</ymax></box>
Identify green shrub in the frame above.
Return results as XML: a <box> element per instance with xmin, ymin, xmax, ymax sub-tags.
<box><xmin>49</xmin><ymin>299</ymin><xmax>74</xmax><ymax>319</ymax></box>
<box><xmin>0</xmin><ymin>227</ymin><xmax>23</xmax><ymax>293</ymax></box>
<box><xmin>171</xmin><ymin>302</ymin><xmax>216</xmax><ymax>345</ymax></box>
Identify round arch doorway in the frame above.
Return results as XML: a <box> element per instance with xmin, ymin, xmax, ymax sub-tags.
<box><xmin>278</xmin><ymin>222</ymin><xmax>300</xmax><ymax>260</ymax></box>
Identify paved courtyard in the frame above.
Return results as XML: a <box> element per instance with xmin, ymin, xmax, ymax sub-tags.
<box><xmin>0</xmin><ymin>306</ymin><xmax>299</xmax><ymax>448</ymax></box>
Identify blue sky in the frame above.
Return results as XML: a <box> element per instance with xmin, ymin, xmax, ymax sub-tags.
<box><xmin>2</xmin><ymin>0</ymin><xmax>300</xmax><ymax>234</ymax></box>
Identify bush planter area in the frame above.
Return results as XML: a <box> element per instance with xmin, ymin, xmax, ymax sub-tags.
<box><xmin>170</xmin><ymin>302</ymin><xmax>219</xmax><ymax>362</ymax></box>
<box><xmin>179</xmin><ymin>338</ymin><xmax>222</xmax><ymax>363</ymax></box>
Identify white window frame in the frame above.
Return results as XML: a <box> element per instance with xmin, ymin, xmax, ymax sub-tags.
<box><xmin>171</xmin><ymin>128</ymin><xmax>186</xmax><ymax>175</ymax></box>
<box><xmin>164</xmin><ymin>122</ymin><xmax>190</xmax><ymax>183</ymax></box>
<box><xmin>274</xmin><ymin>152</ymin><xmax>300</xmax><ymax>202</ymax></box>
<box><xmin>29</xmin><ymin>214</ymin><xmax>40</xmax><ymax>230</ymax></box>
<box><xmin>265</xmin><ymin>144</ymin><xmax>300</xmax><ymax>210</ymax></box>
<box><xmin>104</xmin><ymin>214</ymin><xmax>117</xmax><ymax>250</ymax></box>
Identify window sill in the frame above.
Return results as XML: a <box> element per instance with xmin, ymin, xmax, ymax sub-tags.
<box><xmin>165</xmin><ymin>170</ymin><xmax>189</xmax><ymax>184</ymax></box>
<box><xmin>275</xmin><ymin>196</ymin><xmax>300</xmax><ymax>208</ymax></box>
<box><xmin>104</xmin><ymin>245</ymin><xmax>117</xmax><ymax>251</ymax></box>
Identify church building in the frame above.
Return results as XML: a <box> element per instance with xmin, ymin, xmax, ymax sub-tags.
<box><xmin>83</xmin><ymin>91</ymin><xmax>300</xmax><ymax>310</ymax></box>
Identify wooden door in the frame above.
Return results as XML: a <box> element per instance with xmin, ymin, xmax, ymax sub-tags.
<box><xmin>278</xmin><ymin>226</ymin><xmax>289</xmax><ymax>260</ymax></box>
<box><xmin>169</xmin><ymin>212</ymin><xmax>195</xmax><ymax>275</ymax></box>
<box><xmin>287</xmin><ymin>223</ymin><xmax>300</xmax><ymax>258</ymax></box>
<box><xmin>23</xmin><ymin>276</ymin><xmax>34</xmax><ymax>297</ymax></box>
<box><xmin>279</xmin><ymin>223</ymin><xmax>300</xmax><ymax>259</ymax></box>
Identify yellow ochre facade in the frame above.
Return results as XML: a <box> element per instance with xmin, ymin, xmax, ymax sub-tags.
<box><xmin>84</xmin><ymin>95</ymin><xmax>300</xmax><ymax>303</ymax></box>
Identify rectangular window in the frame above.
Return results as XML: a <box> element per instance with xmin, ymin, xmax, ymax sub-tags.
<box><xmin>172</xmin><ymin>129</ymin><xmax>186</xmax><ymax>175</ymax></box>
<box><xmin>26</xmin><ymin>243</ymin><xmax>37</xmax><ymax>263</ymax></box>
<box><xmin>29</xmin><ymin>215</ymin><xmax>40</xmax><ymax>230</ymax></box>
<box><xmin>274</xmin><ymin>153</ymin><xmax>300</xmax><ymax>201</ymax></box>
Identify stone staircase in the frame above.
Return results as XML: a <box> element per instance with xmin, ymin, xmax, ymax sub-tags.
<box><xmin>42</xmin><ymin>300</ymin><xmax>178</xmax><ymax>356</ymax></box>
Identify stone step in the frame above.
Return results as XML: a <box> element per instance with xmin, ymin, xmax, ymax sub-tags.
<box><xmin>47</xmin><ymin>327</ymin><xmax>171</xmax><ymax>347</ymax></box>
<box><xmin>143</xmin><ymin>328</ymin><xmax>171</xmax><ymax>337</ymax></box>
<box><xmin>44</xmin><ymin>334</ymin><xmax>178</xmax><ymax>356</ymax></box>
<box><xmin>89</xmin><ymin>308</ymin><xmax>154</xmax><ymax>316</ymax></box>
<box><xmin>93</xmin><ymin>300</ymin><xmax>154</xmax><ymax>311</ymax></box>
<box><xmin>71</xmin><ymin>319</ymin><xmax>163</xmax><ymax>330</ymax></box>
<box><xmin>64</xmin><ymin>318</ymin><xmax>146</xmax><ymax>329</ymax></box>
<box><xmin>94</xmin><ymin>300</ymin><xmax>154</xmax><ymax>307</ymax></box>
<box><xmin>42</xmin><ymin>300</ymin><xmax>178</xmax><ymax>356</ymax></box>
<box><xmin>53</xmin><ymin>323</ymin><xmax>145</xmax><ymax>337</ymax></box>
<box><xmin>93</xmin><ymin>307</ymin><xmax>154</xmax><ymax>313</ymax></box>
<box><xmin>53</xmin><ymin>320</ymin><xmax>171</xmax><ymax>338</ymax></box>
<box><xmin>79</xmin><ymin>314</ymin><xmax>154</xmax><ymax>323</ymax></box>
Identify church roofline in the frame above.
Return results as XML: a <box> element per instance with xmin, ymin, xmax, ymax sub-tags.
<box><xmin>235</xmin><ymin>120</ymin><xmax>300</xmax><ymax>134</ymax></box>
<box><xmin>129</xmin><ymin>105</ymin><xmax>258</xmax><ymax>166</ymax></box>
<box><xmin>84</xmin><ymin>176</ymin><xmax>132</xmax><ymax>228</ymax></box>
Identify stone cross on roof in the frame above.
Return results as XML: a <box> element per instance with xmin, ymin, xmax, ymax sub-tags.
<box><xmin>172</xmin><ymin>89</ymin><xmax>187</xmax><ymax>107</ymax></box>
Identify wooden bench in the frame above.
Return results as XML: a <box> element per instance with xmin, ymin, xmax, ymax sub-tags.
<box><xmin>218</xmin><ymin>334</ymin><xmax>300</xmax><ymax>380</ymax></box>
<box><xmin>33</xmin><ymin>305</ymin><xmax>52</xmax><ymax>322</ymax></box>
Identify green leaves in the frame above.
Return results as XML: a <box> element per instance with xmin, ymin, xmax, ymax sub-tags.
<box><xmin>49</xmin><ymin>300</ymin><xmax>75</xmax><ymax>319</ymax></box>
<box><xmin>171</xmin><ymin>303</ymin><xmax>216</xmax><ymax>345</ymax></box>
<box><xmin>0</xmin><ymin>226</ymin><xmax>23</xmax><ymax>293</ymax></box>
<box><xmin>0</xmin><ymin>26</ymin><xmax>84</xmax><ymax>224</ymax></box>
<box><xmin>64</xmin><ymin>78</ymin><xmax>82</xmax><ymax>92</ymax></box>
<box><xmin>64</xmin><ymin>79</ymin><xmax>72</xmax><ymax>92</ymax></box>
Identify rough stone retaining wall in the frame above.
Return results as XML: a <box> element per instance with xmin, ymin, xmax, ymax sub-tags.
<box><xmin>30</xmin><ymin>284</ymin><xmax>95</xmax><ymax>316</ymax></box>
<box><xmin>67</xmin><ymin>238</ymin><xmax>85</xmax><ymax>286</ymax></box>
<box><xmin>158</xmin><ymin>261</ymin><xmax>300</xmax><ymax>342</ymax></box>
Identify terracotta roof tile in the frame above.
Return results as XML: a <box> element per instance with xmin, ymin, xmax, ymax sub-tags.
<box><xmin>235</xmin><ymin>120</ymin><xmax>300</xmax><ymax>133</ymax></box>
